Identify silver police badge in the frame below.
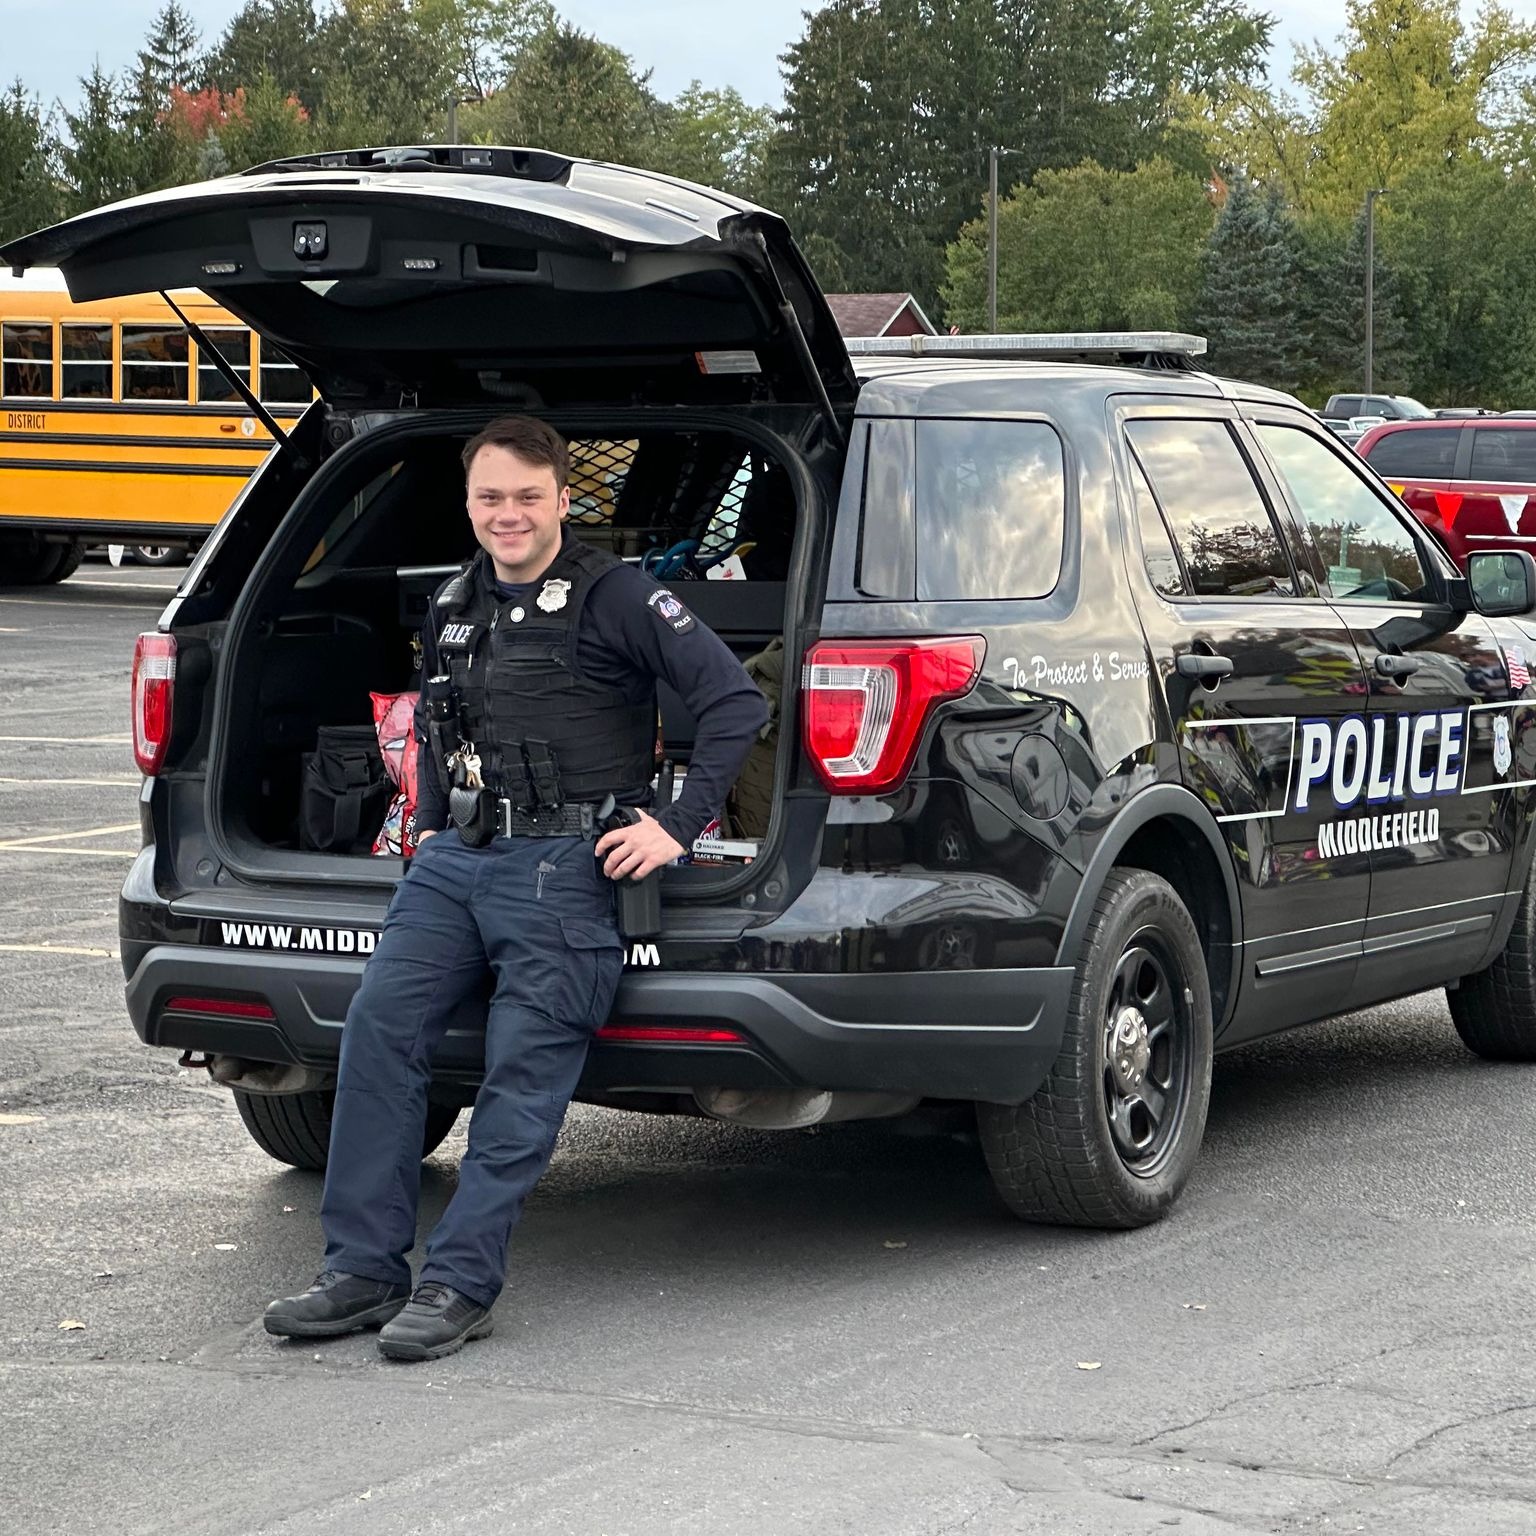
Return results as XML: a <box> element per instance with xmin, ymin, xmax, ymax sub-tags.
<box><xmin>536</xmin><ymin>578</ymin><xmax>572</xmax><ymax>613</ymax></box>
<box><xmin>1494</xmin><ymin>713</ymin><xmax>1513</xmax><ymax>777</ymax></box>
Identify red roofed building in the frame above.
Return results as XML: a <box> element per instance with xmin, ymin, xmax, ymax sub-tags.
<box><xmin>824</xmin><ymin>292</ymin><xmax>937</xmax><ymax>339</ymax></box>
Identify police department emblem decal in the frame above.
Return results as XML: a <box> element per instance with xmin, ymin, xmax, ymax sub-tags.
<box><xmin>1495</xmin><ymin>714</ymin><xmax>1514</xmax><ymax>776</ymax></box>
<box><xmin>537</xmin><ymin>578</ymin><xmax>571</xmax><ymax>613</ymax></box>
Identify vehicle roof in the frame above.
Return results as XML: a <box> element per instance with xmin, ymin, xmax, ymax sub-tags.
<box><xmin>852</xmin><ymin>358</ymin><xmax>1301</xmax><ymax>414</ymax></box>
<box><xmin>1365</xmin><ymin>417</ymin><xmax>1532</xmax><ymax>432</ymax></box>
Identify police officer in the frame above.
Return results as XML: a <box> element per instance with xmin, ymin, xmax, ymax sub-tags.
<box><xmin>265</xmin><ymin>416</ymin><xmax>768</xmax><ymax>1361</ymax></box>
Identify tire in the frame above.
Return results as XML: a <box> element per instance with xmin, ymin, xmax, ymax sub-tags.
<box><xmin>977</xmin><ymin>868</ymin><xmax>1213</xmax><ymax>1229</ymax></box>
<box><xmin>233</xmin><ymin>1088</ymin><xmax>460</xmax><ymax>1172</ymax></box>
<box><xmin>0</xmin><ymin>536</ymin><xmax>82</xmax><ymax>585</ymax></box>
<box><xmin>132</xmin><ymin>544</ymin><xmax>181</xmax><ymax>566</ymax></box>
<box><xmin>1448</xmin><ymin>866</ymin><xmax>1536</xmax><ymax>1060</ymax></box>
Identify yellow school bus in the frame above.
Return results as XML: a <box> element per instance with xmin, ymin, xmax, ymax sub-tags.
<box><xmin>0</xmin><ymin>269</ymin><xmax>310</xmax><ymax>582</ymax></box>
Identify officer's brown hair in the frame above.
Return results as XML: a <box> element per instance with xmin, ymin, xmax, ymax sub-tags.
<box><xmin>461</xmin><ymin>416</ymin><xmax>570</xmax><ymax>489</ymax></box>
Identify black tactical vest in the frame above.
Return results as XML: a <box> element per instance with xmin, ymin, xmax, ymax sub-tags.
<box><xmin>431</xmin><ymin>534</ymin><xmax>656</xmax><ymax>807</ymax></box>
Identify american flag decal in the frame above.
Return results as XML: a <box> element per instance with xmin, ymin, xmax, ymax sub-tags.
<box><xmin>1507</xmin><ymin>646</ymin><xmax>1531</xmax><ymax>691</ymax></box>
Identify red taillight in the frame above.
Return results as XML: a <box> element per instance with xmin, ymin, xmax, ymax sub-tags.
<box><xmin>131</xmin><ymin>632</ymin><xmax>177</xmax><ymax>776</ymax></box>
<box><xmin>595</xmin><ymin>1024</ymin><xmax>746</xmax><ymax>1044</ymax></box>
<box><xmin>802</xmin><ymin>636</ymin><xmax>984</xmax><ymax>793</ymax></box>
<box><xmin>163</xmin><ymin>996</ymin><xmax>276</xmax><ymax>1020</ymax></box>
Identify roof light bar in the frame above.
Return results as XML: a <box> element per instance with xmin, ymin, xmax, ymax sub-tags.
<box><xmin>846</xmin><ymin>331</ymin><xmax>1208</xmax><ymax>360</ymax></box>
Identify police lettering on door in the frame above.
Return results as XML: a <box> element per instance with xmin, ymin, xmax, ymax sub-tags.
<box><xmin>1185</xmin><ymin>702</ymin><xmax>1536</xmax><ymax>856</ymax></box>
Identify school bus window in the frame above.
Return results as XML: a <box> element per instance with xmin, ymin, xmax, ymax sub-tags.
<box><xmin>60</xmin><ymin>323</ymin><xmax>112</xmax><ymax>399</ymax></box>
<box><xmin>121</xmin><ymin>325</ymin><xmax>190</xmax><ymax>402</ymax></box>
<box><xmin>2</xmin><ymin>323</ymin><xmax>53</xmax><ymax>399</ymax></box>
<box><xmin>196</xmin><ymin>327</ymin><xmax>251</xmax><ymax>403</ymax></box>
<box><xmin>259</xmin><ymin>342</ymin><xmax>312</xmax><ymax>404</ymax></box>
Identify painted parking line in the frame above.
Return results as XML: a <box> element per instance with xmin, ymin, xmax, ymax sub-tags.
<box><xmin>0</xmin><ymin>778</ymin><xmax>140</xmax><ymax>787</ymax></box>
<box><xmin>0</xmin><ymin>942</ymin><xmax>118</xmax><ymax>958</ymax></box>
<box><xmin>0</xmin><ymin>596</ymin><xmax>162</xmax><ymax>614</ymax></box>
<box><xmin>0</xmin><ymin>846</ymin><xmax>137</xmax><ymax>857</ymax></box>
<box><xmin>0</xmin><ymin>736</ymin><xmax>133</xmax><ymax>745</ymax></box>
<box><xmin>0</xmin><ymin>822</ymin><xmax>140</xmax><ymax>848</ymax></box>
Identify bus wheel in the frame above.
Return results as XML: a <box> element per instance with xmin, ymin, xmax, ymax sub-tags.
<box><xmin>0</xmin><ymin>536</ymin><xmax>82</xmax><ymax>585</ymax></box>
<box><xmin>132</xmin><ymin>545</ymin><xmax>181</xmax><ymax>566</ymax></box>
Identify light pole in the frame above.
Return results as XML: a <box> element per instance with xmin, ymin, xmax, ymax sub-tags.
<box><xmin>1364</xmin><ymin>187</ymin><xmax>1389</xmax><ymax>395</ymax></box>
<box><xmin>988</xmin><ymin>147</ymin><xmax>1027</xmax><ymax>333</ymax></box>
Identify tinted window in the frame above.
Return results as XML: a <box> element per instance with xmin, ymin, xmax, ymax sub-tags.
<box><xmin>2</xmin><ymin>322</ymin><xmax>52</xmax><ymax>398</ymax></box>
<box><xmin>1128</xmin><ymin>453</ymin><xmax>1186</xmax><ymax>597</ymax></box>
<box><xmin>1257</xmin><ymin>425</ymin><xmax>1430</xmax><ymax>602</ymax></box>
<box><xmin>1468</xmin><ymin>427</ymin><xmax>1536</xmax><ymax>483</ymax></box>
<box><xmin>121</xmin><ymin>326</ymin><xmax>189</xmax><ymax>401</ymax></box>
<box><xmin>195</xmin><ymin>328</ymin><xmax>251</xmax><ymax>404</ymax></box>
<box><xmin>1332</xmin><ymin>397</ymin><xmax>1362</xmax><ymax>417</ymax></box>
<box><xmin>60</xmin><ymin>323</ymin><xmax>111</xmax><ymax>399</ymax></box>
<box><xmin>1363</xmin><ymin>428</ymin><xmax>1459</xmax><ymax>479</ymax></box>
<box><xmin>914</xmin><ymin>419</ymin><xmax>1065</xmax><ymax>600</ymax></box>
<box><xmin>858</xmin><ymin>419</ymin><xmax>914</xmax><ymax>599</ymax></box>
<box><xmin>1125</xmin><ymin>419</ymin><xmax>1294</xmax><ymax>597</ymax></box>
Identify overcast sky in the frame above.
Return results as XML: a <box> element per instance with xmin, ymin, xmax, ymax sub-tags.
<box><xmin>4</xmin><ymin>0</ymin><xmax>1535</xmax><ymax>114</ymax></box>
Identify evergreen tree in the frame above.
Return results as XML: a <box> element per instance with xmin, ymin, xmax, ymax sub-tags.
<box><xmin>765</xmin><ymin>0</ymin><xmax>1271</xmax><ymax>307</ymax></box>
<box><xmin>207</xmin><ymin>0</ymin><xmax>324</xmax><ymax>114</ymax></box>
<box><xmin>466</xmin><ymin>23</ymin><xmax>658</xmax><ymax>163</ymax></box>
<box><xmin>0</xmin><ymin>82</ymin><xmax>63</xmax><ymax>242</ymax></box>
<box><xmin>315</xmin><ymin>0</ymin><xmax>458</xmax><ymax>145</ymax></box>
<box><xmin>1297</xmin><ymin>211</ymin><xmax>1409</xmax><ymax>399</ymax></box>
<box><xmin>219</xmin><ymin>71</ymin><xmax>314</xmax><ymax>169</ymax></box>
<box><xmin>1191</xmin><ymin>177</ymin><xmax>1308</xmax><ymax>388</ymax></box>
<box><xmin>136</xmin><ymin>2</ymin><xmax>202</xmax><ymax>100</ymax></box>
<box><xmin>60</xmin><ymin>64</ymin><xmax>141</xmax><ymax>213</ymax></box>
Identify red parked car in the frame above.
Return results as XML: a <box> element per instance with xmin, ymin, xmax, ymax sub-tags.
<box><xmin>1356</xmin><ymin>417</ymin><xmax>1536</xmax><ymax>567</ymax></box>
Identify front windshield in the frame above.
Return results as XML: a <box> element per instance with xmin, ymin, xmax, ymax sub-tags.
<box><xmin>1396</xmin><ymin>397</ymin><xmax>1434</xmax><ymax>419</ymax></box>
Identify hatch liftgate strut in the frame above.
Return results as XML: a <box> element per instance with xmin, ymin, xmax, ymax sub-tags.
<box><xmin>159</xmin><ymin>290</ymin><xmax>290</xmax><ymax>447</ymax></box>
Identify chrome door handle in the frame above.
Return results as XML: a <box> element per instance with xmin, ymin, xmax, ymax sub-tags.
<box><xmin>1374</xmin><ymin>653</ymin><xmax>1422</xmax><ymax>678</ymax></box>
<box><xmin>1175</xmin><ymin>653</ymin><xmax>1234</xmax><ymax>681</ymax></box>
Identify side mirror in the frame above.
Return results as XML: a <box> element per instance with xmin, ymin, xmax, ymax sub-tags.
<box><xmin>1468</xmin><ymin>549</ymin><xmax>1536</xmax><ymax>618</ymax></box>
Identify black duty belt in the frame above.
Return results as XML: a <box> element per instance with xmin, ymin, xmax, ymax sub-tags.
<box><xmin>495</xmin><ymin>800</ymin><xmax>598</xmax><ymax>839</ymax></box>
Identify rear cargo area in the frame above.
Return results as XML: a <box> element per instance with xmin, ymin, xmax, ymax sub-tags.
<box><xmin>211</xmin><ymin>415</ymin><xmax>803</xmax><ymax>878</ymax></box>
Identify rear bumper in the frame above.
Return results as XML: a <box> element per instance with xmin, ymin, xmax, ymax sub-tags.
<box><xmin>125</xmin><ymin>946</ymin><xmax>1073</xmax><ymax>1105</ymax></box>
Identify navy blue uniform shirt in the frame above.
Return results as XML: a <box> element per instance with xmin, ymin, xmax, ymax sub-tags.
<box><xmin>412</xmin><ymin>554</ymin><xmax>769</xmax><ymax>848</ymax></box>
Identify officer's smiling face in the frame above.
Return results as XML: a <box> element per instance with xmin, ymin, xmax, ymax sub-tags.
<box><xmin>466</xmin><ymin>443</ymin><xmax>570</xmax><ymax>584</ymax></box>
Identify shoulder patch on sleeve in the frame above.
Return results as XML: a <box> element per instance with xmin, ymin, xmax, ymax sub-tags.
<box><xmin>646</xmin><ymin>587</ymin><xmax>696</xmax><ymax>635</ymax></box>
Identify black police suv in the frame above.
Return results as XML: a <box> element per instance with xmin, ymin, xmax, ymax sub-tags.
<box><xmin>9</xmin><ymin>147</ymin><xmax>1536</xmax><ymax>1230</ymax></box>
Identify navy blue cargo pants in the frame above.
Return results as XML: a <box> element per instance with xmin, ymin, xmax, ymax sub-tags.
<box><xmin>320</xmin><ymin>829</ymin><xmax>625</xmax><ymax>1310</ymax></box>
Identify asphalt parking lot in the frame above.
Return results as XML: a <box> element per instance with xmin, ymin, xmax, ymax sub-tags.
<box><xmin>3</xmin><ymin>564</ymin><xmax>1536</xmax><ymax>1534</ymax></box>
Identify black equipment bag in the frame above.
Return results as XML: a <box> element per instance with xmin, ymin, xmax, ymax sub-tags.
<box><xmin>299</xmin><ymin>724</ymin><xmax>391</xmax><ymax>854</ymax></box>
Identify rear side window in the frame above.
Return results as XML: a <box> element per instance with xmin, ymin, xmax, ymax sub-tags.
<box><xmin>914</xmin><ymin>419</ymin><xmax>1065</xmax><ymax>599</ymax></box>
<box><xmin>1468</xmin><ymin>428</ymin><xmax>1536</xmax><ymax>483</ymax></box>
<box><xmin>1125</xmin><ymin>419</ymin><xmax>1294</xmax><ymax>597</ymax></box>
<box><xmin>1363</xmin><ymin>428</ymin><xmax>1459</xmax><ymax>479</ymax></box>
<box><xmin>1128</xmin><ymin>453</ymin><xmax>1187</xmax><ymax>597</ymax></box>
<box><xmin>1332</xmin><ymin>397</ymin><xmax>1362</xmax><ymax>417</ymax></box>
<box><xmin>2</xmin><ymin>322</ymin><xmax>52</xmax><ymax>398</ymax></box>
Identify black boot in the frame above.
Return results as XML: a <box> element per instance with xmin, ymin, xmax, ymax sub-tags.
<box><xmin>377</xmin><ymin>1282</ymin><xmax>494</xmax><ymax>1361</ymax></box>
<box><xmin>264</xmin><ymin>1271</ymin><xmax>410</xmax><ymax>1338</ymax></box>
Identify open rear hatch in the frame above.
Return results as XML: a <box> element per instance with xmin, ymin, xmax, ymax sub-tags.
<box><xmin>0</xmin><ymin>145</ymin><xmax>856</xmax><ymax>417</ymax></box>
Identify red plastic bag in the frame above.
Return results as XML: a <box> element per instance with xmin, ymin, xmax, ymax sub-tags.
<box><xmin>370</xmin><ymin>690</ymin><xmax>420</xmax><ymax>856</ymax></box>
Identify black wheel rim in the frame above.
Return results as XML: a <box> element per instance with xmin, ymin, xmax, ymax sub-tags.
<box><xmin>1101</xmin><ymin>932</ymin><xmax>1192</xmax><ymax>1177</ymax></box>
